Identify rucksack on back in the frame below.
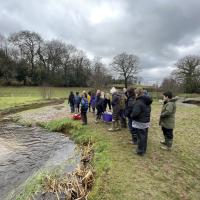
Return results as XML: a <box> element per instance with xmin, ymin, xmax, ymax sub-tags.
<box><xmin>118</xmin><ymin>93</ymin><xmax>126</xmax><ymax>110</ymax></box>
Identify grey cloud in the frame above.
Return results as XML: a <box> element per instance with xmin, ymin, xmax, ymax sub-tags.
<box><xmin>1</xmin><ymin>0</ymin><xmax>200</xmax><ymax>83</ymax></box>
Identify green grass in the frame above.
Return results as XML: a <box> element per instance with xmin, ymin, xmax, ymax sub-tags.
<box><xmin>14</xmin><ymin>171</ymin><xmax>46</xmax><ymax>200</ymax></box>
<box><xmin>35</xmin><ymin>103</ymin><xmax>200</xmax><ymax>200</ymax></box>
<box><xmin>3</xmin><ymin>88</ymin><xmax>200</xmax><ymax>199</ymax></box>
<box><xmin>0</xmin><ymin>86</ymin><xmax>89</xmax><ymax>110</ymax></box>
<box><xmin>15</xmin><ymin>102</ymin><xmax>200</xmax><ymax>200</ymax></box>
<box><xmin>0</xmin><ymin>97</ymin><xmax>42</xmax><ymax>110</ymax></box>
<box><xmin>88</xmin><ymin>102</ymin><xmax>200</xmax><ymax>200</ymax></box>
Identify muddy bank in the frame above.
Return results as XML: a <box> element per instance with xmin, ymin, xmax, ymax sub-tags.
<box><xmin>0</xmin><ymin>123</ymin><xmax>79</xmax><ymax>200</ymax></box>
<box><xmin>8</xmin><ymin>103</ymin><xmax>73</xmax><ymax>126</ymax></box>
<box><xmin>182</xmin><ymin>98</ymin><xmax>200</xmax><ymax>106</ymax></box>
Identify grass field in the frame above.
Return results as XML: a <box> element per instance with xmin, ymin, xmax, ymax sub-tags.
<box><xmin>90</xmin><ymin>102</ymin><xmax>200</xmax><ymax>200</ymax></box>
<box><xmin>0</xmin><ymin>86</ymin><xmax>89</xmax><ymax>110</ymax></box>
<box><xmin>13</xmin><ymin>101</ymin><xmax>200</xmax><ymax>200</ymax></box>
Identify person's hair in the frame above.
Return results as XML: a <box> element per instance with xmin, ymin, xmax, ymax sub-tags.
<box><xmin>70</xmin><ymin>91</ymin><xmax>73</xmax><ymax>95</ymax></box>
<box><xmin>76</xmin><ymin>92</ymin><xmax>79</xmax><ymax>95</ymax></box>
<box><xmin>163</xmin><ymin>91</ymin><xmax>173</xmax><ymax>99</ymax></box>
<box><xmin>127</xmin><ymin>87</ymin><xmax>135</xmax><ymax>97</ymax></box>
<box><xmin>135</xmin><ymin>87</ymin><xmax>143</xmax><ymax>96</ymax></box>
<box><xmin>83</xmin><ymin>92</ymin><xmax>87</xmax><ymax>98</ymax></box>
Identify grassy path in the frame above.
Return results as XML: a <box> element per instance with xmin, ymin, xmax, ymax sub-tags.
<box><xmin>88</xmin><ymin>102</ymin><xmax>200</xmax><ymax>200</ymax></box>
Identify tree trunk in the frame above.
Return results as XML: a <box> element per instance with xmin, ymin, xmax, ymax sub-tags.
<box><xmin>124</xmin><ymin>78</ymin><xmax>128</xmax><ymax>88</ymax></box>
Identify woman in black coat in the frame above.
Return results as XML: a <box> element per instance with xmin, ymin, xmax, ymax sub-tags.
<box><xmin>130</xmin><ymin>88</ymin><xmax>152</xmax><ymax>156</ymax></box>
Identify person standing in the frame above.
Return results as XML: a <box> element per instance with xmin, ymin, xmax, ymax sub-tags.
<box><xmin>95</xmin><ymin>90</ymin><xmax>104</xmax><ymax>123</ymax></box>
<box><xmin>159</xmin><ymin>91</ymin><xmax>177</xmax><ymax>150</ymax></box>
<box><xmin>90</xmin><ymin>92</ymin><xmax>96</xmax><ymax>113</ymax></box>
<box><xmin>108</xmin><ymin>87</ymin><xmax>121</xmax><ymax>131</ymax></box>
<box><xmin>130</xmin><ymin>88</ymin><xmax>152</xmax><ymax>156</ymax></box>
<box><xmin>87</xmin><ymin>91</ymin><xmax>91</xmax><ymax>112</ymax></box>
<box><xmin>80</xmin><ymin>92</ymin><xmax>88</xmax><ymax>125</ymax></box>
<box><xmin>104</xmin><ymin>93</ymin><xmax>111</xmax><ymax>111</ymax></box>
<box><xmin>125</xmin><ymin>88</ymin><xmax>137</xmax><ymax>144</ymax></box>
<box><xmin>68</xmin><ymin>91</ymin><xmax>75</xmax><ymax>113</ymax></box>
<box><xmin>74</xmin><ymin>92</ymin><xmax>81</xmax><ymax>113</ymax></box>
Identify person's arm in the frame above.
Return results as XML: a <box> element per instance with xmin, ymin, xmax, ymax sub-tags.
<box><xmin>68</xmin><ymin>95</ymin><xmax>70</xmax><ymax>104</ymax></box>
<box><xmin>160</xmin><ymin>103</ymin><xmax>174</xmax><ymax>117</ymax></box>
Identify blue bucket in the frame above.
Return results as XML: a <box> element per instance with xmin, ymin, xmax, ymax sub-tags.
<box><xmin>102</xmin><ymin>112</ymin><xmax>112</xmax><ymax>122</ymax></box>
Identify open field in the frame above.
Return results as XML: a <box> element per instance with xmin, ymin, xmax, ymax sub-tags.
<box><xmin>0</xmin><ymin>87</ymin><xmax>89</xmax><ymax>110</ymax></box>
<box><xmin>12</xmin><ymin>101</ymin><xmax>200</xmax><ymax>200</ymax></box>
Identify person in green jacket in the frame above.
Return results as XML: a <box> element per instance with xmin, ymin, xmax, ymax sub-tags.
<box><xmin>159</xmin><ymin>91</ymin><xmax>177</xmax><ymax>150</ymax></box>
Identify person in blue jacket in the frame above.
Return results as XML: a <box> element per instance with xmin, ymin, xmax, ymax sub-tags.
<box><xmin>80</xmin><ymin>92</ymin><xmax>88</xmax><ymax>125</ymax></box>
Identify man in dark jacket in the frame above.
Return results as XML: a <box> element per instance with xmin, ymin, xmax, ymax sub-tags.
<box><xmin>95</xmin><ymin>90</ymin><xmax>104</xmax><ymax>123</ymax></box>
<box><xmin>125</xmin><ymin>87</ymin><xmax>137</xmax><ymax>144</ymax></box>
<box><xmin>68</xmin><ymin>91</ymin><xmax>75</xmax><ymax>113</ymax></box>
<box><xmin>131</xmin><ymin>88</ymin><xmax>152</xmax><ymax>156</ymax></box>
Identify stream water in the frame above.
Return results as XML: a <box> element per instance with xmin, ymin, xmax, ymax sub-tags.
<box><xmin>0</xmin><ymin>123</ymin><xmax>79</xmax><ymax>200</ymax></box>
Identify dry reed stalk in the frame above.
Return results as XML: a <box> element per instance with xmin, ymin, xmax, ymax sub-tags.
<box><xmin>38</xmin><ymin>143</ymin><xmax>94</xmax><ymax>200</ymax></box>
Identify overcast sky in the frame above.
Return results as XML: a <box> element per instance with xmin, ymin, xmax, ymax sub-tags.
<box><xmin>1</xmin><ymin>0</ymin><xmax>200</xmax><ymax>84</ymax></box>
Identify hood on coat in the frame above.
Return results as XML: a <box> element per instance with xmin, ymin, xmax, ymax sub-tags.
<box><xmin>137</xmin><ymin>95</ymin><xmax>153</xmax><ymax>105</ymax></box>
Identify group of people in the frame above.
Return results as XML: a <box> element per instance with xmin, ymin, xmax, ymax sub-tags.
<box><xmin>68</xmin><ymin>87</ymin><xmax>177</xmax><ymax>156</ymax></box>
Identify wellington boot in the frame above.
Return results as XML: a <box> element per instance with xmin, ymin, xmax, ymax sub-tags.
<box><xmin>160</xmin><ymin>146</ymin><xmax>172</xmax><ymax>151</ymax></box>
<box><xmin>115</xmin><ymin>121</ymin><xmax>121</xmax><ymax>131</ymax></box>
<box><xmin>160</xmin><ymin>140</ymin><xmax>167</xmax><ymax>145</ymax></box>
<box><xmin>108</xmin><ymin>121</ymin><xmax>116</xmax><ymax>131</ymax></box>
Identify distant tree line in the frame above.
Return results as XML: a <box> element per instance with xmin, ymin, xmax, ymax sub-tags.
<box><xmin>161</xmin><ymin>55</ymin><xmax>200</xmax><ymax>94</ymax></box>
<box><xmin>0</xmin><ymin>30</ymin><xmax>113</xmax><ymax>87</ymax></box>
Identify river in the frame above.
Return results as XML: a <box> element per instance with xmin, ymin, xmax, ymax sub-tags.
<box><xmin>0</xmin><ymin>122</ymin><xmax>79</xmax><ymax>200</ymax></box>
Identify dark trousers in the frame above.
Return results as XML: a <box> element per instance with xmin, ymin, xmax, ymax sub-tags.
<box><xmin>104</xmin><ymin>99</ymin><xmax>111</xmax><ymax>111</ymax></box>
<box><xmin>96</xmin><ymin>109</ymin><xmax>102</xmax><ymax>120</ymax></box>
<box><xmin>70</xmin><ymin>103</ymin><xmax>75</xmax><ymax>113</ymax></box>
<box><xmin>162</xmin><ymin>127</ymin><xmax>173</xmax><ymax>140</ymax></box>
<box><xmin>119</xmin><ymin>109</ymin><xmax>127</xmax><ymax>128</ymax></box>
<box><xmin>128</xmin><ymin>118</ymin><xmax>137</xmax><ymax>143</ymax></box>
<box><xmin>81</xmin><ymin>111</ymin><xmax>87</xmax><ymax>125</ymax></box>
<box><xmin>75</xmin><ymin>104</ymin><xmax>80</xmax><ymax>113</ymax></box>
<box><xmin>136</xmin><ymin>128</ymin><xmax>148</xmax><ymax>154</ymax></box>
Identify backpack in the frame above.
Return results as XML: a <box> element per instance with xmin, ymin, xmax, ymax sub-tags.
<box><xmin>118</xmin><ymin>93</ymin><xmax>126</xmax><ymax>110</ymax></box>
<box><xmin>81</xmin><ymin>98</ymin><xmax>88</xmax><ymax>111</ymax></box>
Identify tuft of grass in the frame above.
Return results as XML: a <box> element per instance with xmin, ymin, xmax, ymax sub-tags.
<box><xmin>12</xmin><ymin>171</ymin><xmax>47</xmax><ymax>200</ymax></box>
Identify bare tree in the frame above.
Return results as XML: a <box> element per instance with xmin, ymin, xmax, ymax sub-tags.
<box><xmin>111</xmin><ymin>52</ymin><xmax>140</xmax><ymax>88</ymax></box>
<box><xmin>89</xmin><ymin>57</ymin><xmax>112</xmax><ymax>88</ymax></box>
<box><xmin>174</xmin><ymin>55</ymin><xmax>200</xmax><ymax>93</ymax></box>
<box><xmin>161</xmin><ymin>77</ymin><xmax>180</xmax><ymax>94</ymax></box>
<box><xmin>9</xmin><ymin>30</ymin><xmax>42</xmax><ymax>82</ymax></box>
